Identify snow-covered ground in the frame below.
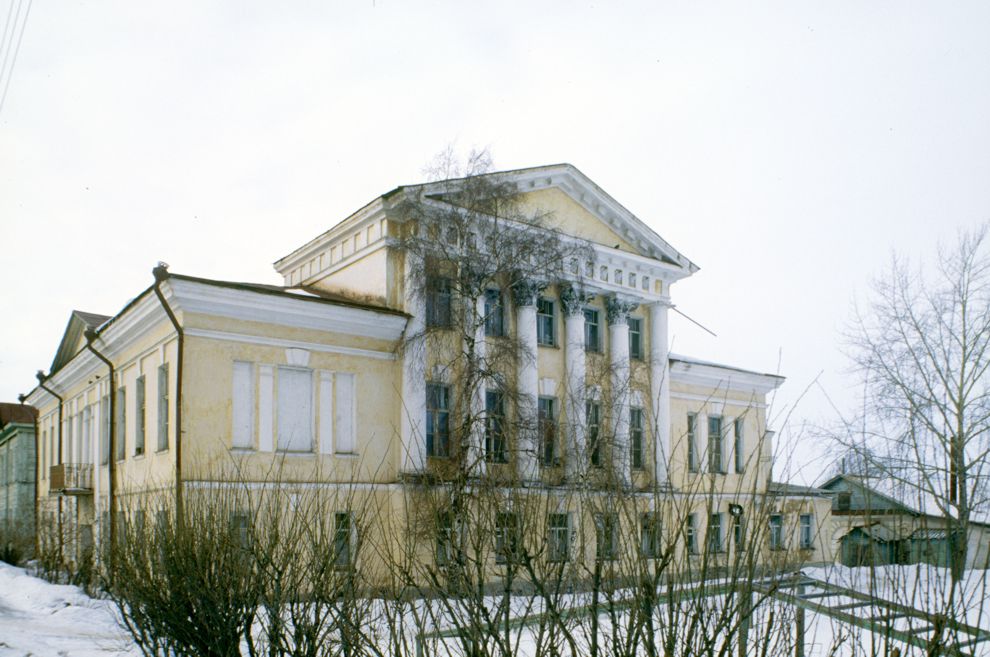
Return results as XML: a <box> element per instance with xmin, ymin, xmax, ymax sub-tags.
<box><xmin>0</xmin><ymin>561</ymin><xmax>987</xmax><ymax>656</ymax></box>
<box><xmin>0</xmin><ymin>561</ymin><xmax>136</xmax><ymax>657</ymax></box>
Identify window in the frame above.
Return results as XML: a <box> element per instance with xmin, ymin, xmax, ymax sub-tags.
<box><xmin>485</xmin><ymin>390</ymin><xmax>507</xmax><ymax>463</ymax></box>
<box><xmin>484</xmin><ymin>289</ymin><xmax>505</xmax><ymax>337</ymax></box>
<box><xmin>230</xmin><ymin>512</ymin><xmax>251</xmax><ymax>551</ymax></box>
<box><xmin>334</xmin><ymin>512</ymin><xmax>353</xmax><ymax>569</ymax></box>
<box><xmin>628</xmin><ymin>317</ymin><xmax>643</xmax><ymax>360</ymax></box>
<box><xmin>277</xmin><ymin>367</ymin><xmax>313</xmax><ymax>452</ymax></box>
<box><xmin>630</xmin><ymin>407</ymin><xmax>644</xmax><ymax>470</ymax></box>
<box><xmin>157</xmin><ymin>364</ymin><xmax>169</xmax><ymax>452</ymax></box>
<box><xmin>537</xmin><ymin>298</ymin><xmax>556</xmax><ymax>346</ymax></box>
<box><xmin>115</xmin><ymin>387</ymin><xmax>126</xmax><ymax>462</ymax></box>
<box><xmin>800</xmin><ymin>514</ymin><xmax>813</xmax><ymax>549</ymax></box>
<box><xmin>584</xmin><ymin>308</ymin><xmax>600</xmax><ymax>352</ymax></box>
<box><xmin>708</xmin><ymin>513</ymin><xmax>724</xmax><ymax>553</ymax></box>
<box><xmin>538</xmin><ymin>397</ymin><xmax>557</xmax><ymax>466</ymax></box>
<box><xmin>641</xmin><ymin>513</ymin><xmax>662</xmax><ymax>559</ymax></box>
<box><xmin>769</xmin><ymin>514</ymin><xmax>784</xmax><ymax>551</ymax></box>
<box><xmin>426</xmin><ymin>276</ymin><xmax>452</xmax><ymax>328</ymax></box>
<box><xmin>734</xmin><ymin>418</ymin><xmax>744</xmax><ymax>474</ymax></box>
<box><xmin>135</xmin><ymin>376</ymin><xmax>146</xmax><ymax>456</ymax></box>
<box><xmin>100</xmin><ymin>396</ymin><xmax>110</xmax><ymax>465</ymax></box>
<box><xmin>232</xmin><ymin>362</ymin><xmax>255</xmax><ymax>449</ymax></box>
<box><xmin>687</xmin><ymin>413</ymin><xmax>698</xmax><ymax>473</ymax></box>
<box><xmin>595</xmin><ymin>513</ymin><xmax>619</xmax><ymax>561</ymax></box>
<box><xmin>708</xmin><ymin>415</ymin><xmax>724</xmax><ymax>473</ymax></box>
<box><xmin>685</xmin><ymin>514</ymin><xmax>698</xmax><ymax>554</ymax></box>
<box><xmin>495</xmin><ymin>512</ymin><xmax>520</xmax><ymax>564</ymax></box>
<box><xmin>586</xmin><ymin>401</ymin><xmax>602</xmax><ymax>467</ymax></box>
<box><xmin>733</xmin><ymin>513</ymin><xmax>746</xmax><ymax>552</ymax></box>
<box><xmin>436</xmin><ymin>511</ymin><xmax>457</xmax><ymax>566</ymax></box>
<box><xmin>547</xmin><ymin>513</ymin><xmax>570</xmax><ymax>562</ymax></box>
<box><xmin>837</xmin><ymin>492</ymin><xmax>851</xmax><ymax>511</ymax></box>
<box><xmin>334</xmin><ymin>373</ymin><xmax>356</xmax><ymax>454</ymax></box>
<box><xmin>426</xmin><ymin>384</ymin><xmax>450</xmax><ymax>458</ymax></box>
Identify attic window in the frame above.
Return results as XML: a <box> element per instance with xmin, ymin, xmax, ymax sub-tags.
<box><xmin>837</xmin><ymin>492</ymin><xmax>851</xmax><ymax>511</ymax></box>
<box><xmin>600</xmin><ymin>266</ymin><xmax>608</xmax><ymax>282</ymax></box>
<box><xmin>629</xmin><ymin>273</ymin><xmax>637</xmax><ymax>288</ymax></box>
<box><xmin>570</xmin><ymin>259</ymin><xmax>579</xmax><ymax>275</ymax></box>
<box><xmin>642</xmin><ymin>276</ymin><xmax>649</xmax><ymax>291</ymax></box>
<box><xmin>615</xmin><ymin>270</ymin><xmax>623</xmax><ymax>285</ymax></box>
<box><xmin>586</xmin><ymin>262</ymin><xmax>594</xmax><ymax>277</ymax></box>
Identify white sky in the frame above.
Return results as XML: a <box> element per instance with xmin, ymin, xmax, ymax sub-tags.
<box><xmin>2</xmin><ymin>1</ymin><xmax>989</xmax><ymax>483</ymax></box>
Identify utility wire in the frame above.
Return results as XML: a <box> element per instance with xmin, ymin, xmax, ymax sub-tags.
<box><xmin>0</xmin><ymin>0</ymin><xmax>31</xmax><ymax>118</ymax></box>
<box><xmin>671</xmin><ymin>305</ymin><xmax>718</xmax><ymax>337</ymax></box>
<box><xmin>0</xmin><ymin>0</ymin><xmax>21</xmax><ymax>81</ymax></box>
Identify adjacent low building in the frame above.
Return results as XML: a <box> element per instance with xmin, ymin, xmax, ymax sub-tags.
<box><xmin>821</xmin><ymin>474</ymin><xmax>990</xmax><ymax>569</ymax></box>
<box><xmin>0</xmin><ymin>402</ymin><xmax>37</xmax><ymax>546</ymax></box>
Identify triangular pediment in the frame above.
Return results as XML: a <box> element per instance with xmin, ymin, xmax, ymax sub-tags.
<box><xmin>50</xmin><ymin>310</ymin><xmax>110</xmax><ymax>375</ymax></box>
<box><xmin>421</xmin><ymin>163</ymin><xmax>697</xmax><ymax>276</ymax></box>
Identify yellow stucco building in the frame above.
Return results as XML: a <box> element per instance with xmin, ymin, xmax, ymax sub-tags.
<box><xmin>26</xmin><ymin>164</ymin><xmax>833</xmax><ymax>582</ymax></box>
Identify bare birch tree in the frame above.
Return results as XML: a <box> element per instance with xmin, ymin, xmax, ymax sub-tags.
<box><xmin>843</xmin><ymin>224</ymin><xmax>990</xmax><ymax>584</ymax></box>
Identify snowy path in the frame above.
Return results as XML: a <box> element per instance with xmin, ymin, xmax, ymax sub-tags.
<box><xmin>0</xmin><ymin>562</ymin><xmax>137</xmax><ymax>657</ymax></box>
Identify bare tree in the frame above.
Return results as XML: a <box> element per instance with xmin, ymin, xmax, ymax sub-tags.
<box><xmin>843</xmin><ymin>224</ymin><xmax>990</xmax><ymax>584</ymax></box>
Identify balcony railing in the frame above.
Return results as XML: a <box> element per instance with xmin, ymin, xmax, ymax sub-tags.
<box><xmin>49</xmin><ymin>463</ymin><xmax>94</xmax><ymax>495</ymax></box>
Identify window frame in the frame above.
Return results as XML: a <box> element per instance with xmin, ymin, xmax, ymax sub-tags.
<box><xmin>734</xmin><ymin>417</ymin><xmax>744</xmax><ymax>474</ymax></box>
<box><xmin>685</xmin><ymin>513</ymin><xmax>698</xmax><ymax>555</ymax></box>
<box><xmin>708</xmin><ymin>415</ymin><xmax>724</xmax><ymax>473</ymax></box>
<box><xmin>586</xmin><ymin>401</ymin><xmax>602</xmax><ymax>467</ymax></box>
<box><xmin>484</xmin><ymin>288</ymin><xmax>505</xmax><ymax>337</ymax></box>
<box><xmin>547</xmin><ymin>513</ymin><xmax>570</xmax><ymax>563</ymax></box>
<box><xmin>800</xmin><ymin>513</ymin><xmax>814</xmax><ymax>550</ymax></box>
<box><xmin>537</xmin><ymin>297</ymin><xmax>556</xmax><ymax>346</ymax></box>
<box><xmin>157</xmin><ymin>364</ymin><xmax>169</xmax><ymax>452</ymax></box>
<box><xmin>495</xmin><ymin>512</ymin><xmax>520</xmax><ymax>565</ymax></box>
<box><xmin>135</xmin><ymin>375</ymin><xmax>146</xmax><ymax>456</ymax></box>
<box><xmin>485</xmin><ymin>389</ymin><xmax>507</xmax><ymax>463</ymax></box>
<box><xmin>426</xmin><ymin>383</ymin><xmax>451</xmax><ymax>458</ymax></box>
<box><xmin>640</xmin><ymin>512</ymin><xmax>662</xmax><ymax>559</ymax></box>
<box><xmin>595</xmin><ymin>513</ymin><xmax>619</xmax><ymax>562</ymax></box>
<box><xmin>538</xmin><ymin>396</ymin><xmax>558</xmax><ymax>466</ymax></box>
<box><xmin>708</xmin><ymin>513</ymin><xmax>724</xmax><ymax>553</ymax></box>
<box><xmin>628</xmin><ymin>317</ymin><xmax>643</xmax><ymax>360</ymax></box>
<box><xmin>276</xmin><ymin>366</ymin><xmax>314</xmax><ymax>453</ymax></box>
<box><xmin>333</xmin><ymin>511</ymin><xmax>354</xmax><ymax>569</ymax></box>
<box><xmin>583</xmin><ymin>308</ymin><xmax>601</xmax><ymax>352</ymax></box>
<box><xmin>687</xmin><ymin>413</ymin><xmax>699</xmax><ymax>473</ymax></box>
<box><xmin>733</xmin><ymin>513</ymin><xmax>746</xmax><ymax>552</ymax></box>
<box><xmin>630</xmin><ymin>407</ymin><xmax>645</xmax><ymax>470</ymax></box>
<box><xmin>115</xmin><ymin>386</ymin><xmax>126</xmax><ymax>462</ymax></box>
<box><xmin>426</xmin><ymin>276</ymin><xmax>453</xmax><ymax>329</ymax></box>
<box><xmin>769</xmin><ymin>514</ymin><xmax>784</xmax><ymax>551</ymax></box>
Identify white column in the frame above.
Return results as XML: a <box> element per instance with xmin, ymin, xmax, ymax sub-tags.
<box><xmin>649</xmin><ymin>298</ymin><xmax>672</xmax><ymax>485</ymax></box>
<box><xmin>399</xmin><ymin>252</ymin><xmax>427</xmax><ymax>474</ymax></box>
<box><xmin>561</xmin><ymin>284</ymin><xmax>588</xmax><ymax>481</ymax></box>
<box><xmin>607</xmin><ymin>297</ymin><xmax>636</xmax><ymax>488</ymax></box>
<box><xmin>466</xmin><ymin>293</ymin><xmax>487</xmax><ymax>476</ymax></box>
<box><xmin>513</xmin><ymin>280</ymin><xmax>541</xmax><ymax>484</ymax></box>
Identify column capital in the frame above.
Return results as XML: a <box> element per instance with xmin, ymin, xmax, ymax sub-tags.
<box><xmin>606</xmin><ymin>296</ymin><xmax>639</xmax><ymax>325</ymax></box>
<box><xmin>649</xmin><ymin>295</ymin><xmax>674</xmax><ymax>311</ymax></box>
<box><xmin>510</xmin><ymin>278</ymin><xmax>544</xmax><ymax>307</ymax></box>
<box><xmin>559</xmin><ymin>283</ymin><xmax>594</xmax><ymax>316</ymax></box>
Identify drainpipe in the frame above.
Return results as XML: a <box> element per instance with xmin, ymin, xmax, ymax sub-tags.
<box><xmin>18</xmin><ymin>393</ymin><xmax>38</xmax><ymax>556</ymax></box>
<box><xmin>83</xmin><ymin>330</ymin><xmax>116</xmax><ymax>552</ymax></box>
<box><xmin>151</xmin><ymin>264</ymin><xmax>184</xmax><ymax>519</ymax></box>
<box><xmin>36</xmin><ymin>371</ymin><xmax>64</xmax><ymax>564</ymax></box>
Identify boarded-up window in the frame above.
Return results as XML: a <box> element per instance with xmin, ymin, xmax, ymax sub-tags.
<box><xmin>157</xmin><ymin>364</ymin><xmax>169</xmax><ymax>452</ymax></box>
<box><xmin>335</xmin><ymin>373</ymin><xmax>355</xmax><ymax>453</ymax></box>
<box><xmin>135</xmin><ymin>376</ymin><xmax>146</xmax><ymax>456</ymax></box>
<box><xmin>277</xmin><ymin>367</ymin><xmax>312</xmax><ymax>452</ymax></box>
<box><xmin>232</xmin><ymin>362</ymin><xmax>255</xmax><ymax>449</ymax></box>
<box><xmin>115</xmin><ymin>387</ymin><xmax>126</xmax><ymax>462</ymax></box>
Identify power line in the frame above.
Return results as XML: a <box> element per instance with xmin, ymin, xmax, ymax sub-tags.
<box><xmin>0</xmin><ymin>0</ymin><xmax>33</xmax><ymax>113</ymax></box>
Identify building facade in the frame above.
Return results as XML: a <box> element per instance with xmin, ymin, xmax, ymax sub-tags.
<box><xmin>26</xmin><ymin>164</ymin><xmax>832</xmax><ymax>580</ymax></box>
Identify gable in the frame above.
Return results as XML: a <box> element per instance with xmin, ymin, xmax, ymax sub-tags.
<box><xmin>513</xmin><ymin>188</ymin><xmax>639</xmax><ymax>252</ymax></box>
<box><xmin>50</xmin><ymin>310</ymin><xmax>110</xmax><ymax>374</ymax></box>
<box><xmin>822</xmin><ymin>475</ymin><xmax>915</xmax><ymax>515</ymax></box>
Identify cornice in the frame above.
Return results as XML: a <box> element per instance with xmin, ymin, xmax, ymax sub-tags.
<box><xmin>273</xmin><ymin>198</ymin><xmax>388</xmax><ymax>275</ymax></box>
<box><xmin>670</xmin><ymin>358</ymin><xmax>784</xmax><ymax>396</ymax></box>
<box><xmin>166</xmin><ymin>278</ymin><xmax>407</xmax><ymax>342</ymax></box>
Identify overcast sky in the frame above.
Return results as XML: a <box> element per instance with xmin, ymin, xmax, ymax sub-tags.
<box><xmin>2</xmin><ymin>2</ymin><xmax>989</xmax><ymax>483</ymax></box>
